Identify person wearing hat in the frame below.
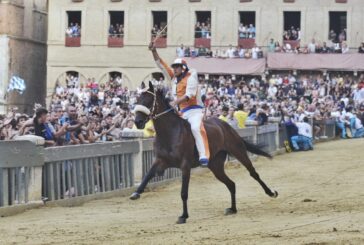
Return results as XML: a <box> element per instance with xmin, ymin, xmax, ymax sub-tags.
<box><xmin>149</xmin><ymin>41</ymin><xmax>209</xmax><ymax>167</ymax></box>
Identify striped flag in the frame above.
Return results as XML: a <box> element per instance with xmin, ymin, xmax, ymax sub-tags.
<box><xmin>7</xmin><ymin>76</ymin><xmax>26</xmax><ymax>94</ymax></box>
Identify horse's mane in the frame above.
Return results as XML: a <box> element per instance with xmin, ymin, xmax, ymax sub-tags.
<box><xmin>155</xmin><ymin>88</ymin><xmax>183</xmax><ymax>119</ymax></box>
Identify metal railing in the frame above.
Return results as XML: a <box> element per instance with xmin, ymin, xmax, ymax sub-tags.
<box><xmin>0</xmin><ymin>140</ymin><xmax>44</xmax><ymax>207</ymax></box>
<box><xmin>43</xmin><ymin>141</ymin><xmax>137</xmax><ymax>201</ymax></box>
<box><xmin>141</xmin><ymin>139</ymin><xmax>181</xmax><ymax>183</ymax></box>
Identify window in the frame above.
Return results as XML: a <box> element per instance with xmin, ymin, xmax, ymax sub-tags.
<box><xmin>152</xmin><ymin>11</ymin><xmax>167</xmax><ymax>38</ymax></box>
<box><xmin>329</xmin><ymin>11</ymin><xmax>347</xmax><ymax>43</ymax></box>
<box><xmin>66</xmin><ymin>11</ymin><xmax>81</xmax><ymax>37</ymax></box>
<box><xmin>239</xmin><ymin>11</ymin><xmax>256</xmax><ymax>39</ymax></box>
<box><xmin>109</xmin><ymin>11</ymin><xmax>124</xmax><ymax>38</ymax></box>
<box><xmin>283</xmin><ymin>11</ymin><xmax>301</xmax><ymax>41</ymax></box>
<box><xmin>65</xmin><ymin>11</ymin><xmax>81</xmax><ymax>47</ymax></box>
<box><xmin>151</xmin><ymin>11</ymin><xmax>167</xmax><ymax>48</ymax></box>
<box><xmin>108</xmin><ymin>11</ymin><xmax>124</xmax><ymax>47</ymax></box>
<box><xmin>195</xmin><ymin>11</ymin><xmax>211</xmax><ymax>38</ymax></box>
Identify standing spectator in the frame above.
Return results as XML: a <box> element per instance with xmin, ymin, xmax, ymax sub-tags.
<box><xmin>234</xmin><ymin>104</ymin><xmax>248</xmax><ymax>128</ymax></box>
<box><xmin>308</xmin><ymin>39</ymin><xmax>317</xmax><ymax>53</ymax></box>
<box><xmin>268</xmin><ymin>39</ymin><xmax>275</xmax><ymax>52</ymax></box>
<box><xmin>226</xmin><ymin>107</ymin><xmax>238</xmax><ymax>128</ymax></box>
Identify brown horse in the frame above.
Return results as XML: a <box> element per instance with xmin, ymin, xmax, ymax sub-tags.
<box><xmin>130</xmin><ymin>82</ymin><xmax>278</xmax><ymax>224</ymax></box>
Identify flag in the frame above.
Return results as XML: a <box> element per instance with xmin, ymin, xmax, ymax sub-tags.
<box><xmin>7</xmin><ymin>76</ymin><xmax>26</xmax><ymax>94</ymax></box>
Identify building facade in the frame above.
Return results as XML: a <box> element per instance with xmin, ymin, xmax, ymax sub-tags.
<box><xmin>0</xmin><ymin>0</ymin><xmax>48</xmax><ymax>114</ymax></box>
<box><xmin>47</xmin><ymin>0</ymin><xmax>364</xmax><ymax>95</ymax></box>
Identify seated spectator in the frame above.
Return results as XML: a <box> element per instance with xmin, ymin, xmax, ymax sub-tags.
<box><xmin>274</xmin><ymin>41</ymin><xmax>282</xmax><ymax>52</ymax></box>
<box><xmin>184</xmin><ymin>46</ymin><xmax>191</xmax><ymax>57</ymax></box>
<box><xmin>341</xmin><ymin>42</ymin><xmax>349</xmax><ymax>54</ymax></box>
<box><xmin>226</xmin><ymin>45</ymin><xmax>236</xmax><ymax>58</ymax></box>
<box><xmin>291</xmin><ymin>117</ymin><xmax>313</xmax><ymax>151</ymax></box>
<box><xmin>329</xmin><ymin>30</ymin><xmax>337</xmax><ymax>43</ymax></box>
<box><xmin>198</xmin><ymin>45</ymin><xmax>207</xmax><ymax>56</ymax></box>
<box><xmin>358</xmin><ymin>42</ymin><xmax>364</xmax><ymax>53</ymax></box>
<box><xmin>252</xmin><ymin>44</ymin><xmax>260</xmax><ymax>59</ymax></box>
<box><xmin>176</xmin><ymin>44</ymin><xmax>185</xmax><ymax>58</ymax></box>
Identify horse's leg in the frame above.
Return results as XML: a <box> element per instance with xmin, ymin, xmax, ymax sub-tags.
<box><xmin>230</xmin><ymin>145</ymin><xmax>278</xmax><ymax>198</ymax></box>
<box><xmin>176</xmin><ymin>166</ymin><xmax>191</xmax><ymax>224</ymax></box>
<box><xmin>209</xmin><ymin>151</ymin><xmax>237</xmax><ymax>215</ymax></box>
<box><xmin>130</xmin><ymin>162</ymin><xmax>159</xmax><ymax>200</ymax></box>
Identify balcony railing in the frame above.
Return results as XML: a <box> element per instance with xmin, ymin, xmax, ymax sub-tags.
<box><xmin>108</xmin><ymin>35</ymin><xmax>124</xmax><ymax>47</ymax></box>
<box><xmin>283</xmin><ymin>40</ymin><xmax>300</xmax><ymax>49</ymax></box>
<box><xmin>238</xmin><ymin>38</ymin><xmax>255</xmax><ymax>49</ymax></box>
<box><xmin>151</xmin><ymin>35</ymin><xmax>167</xmax><ymax>48</ymax></box>
<box><xmin>65</xmin><ymin>36</ymin><xmax>81</xmax><ymax>47</ymax></box>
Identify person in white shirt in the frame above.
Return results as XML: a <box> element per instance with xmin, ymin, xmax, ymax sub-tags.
<box><xmin>252</xmin><ymin>45</ymin><xmax>259</xmax><ymax>59</ymax></box>
<box><xmin>226</xmin><ymin>45</ymin><xmax>236</xmax><ymax>58</ymax></box>
<box><xmin>291</xmin><ymin>117</ymin><xmax>313</xmax><ymax>151</ymax></box>
<box><xmin>176</xmin><ymin>44</ymin><xmax>185</xmax><ymax>58</ymax></box>
<box><xmin>341</xmin><ymin>42</ymin><xmax>349</xmax><ymax>54</ymax></box>
<box><xmin>308</xmin><ymin>39</ymin><xmax>317</xmax><ymax>53</ymax></box>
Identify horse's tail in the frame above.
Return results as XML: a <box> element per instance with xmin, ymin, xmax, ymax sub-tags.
<box><xmin>243</xmin><ymin>139</ymin><xmax>273</xmax><ymax>159</ymax></box>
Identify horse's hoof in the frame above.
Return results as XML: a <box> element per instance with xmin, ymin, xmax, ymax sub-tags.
<box><xmin>176</xmin><ymin>216</ymin><xmax>187</xmax><ymax>224</ymax></box>
<box><xmin>270</xmin><ymin>189</ymin><xmax>278</xmax><ymax>198</ymax></box>
<box><xmin>129</xmin><ymin>192</ymin><xmax>140</xmax><ymax>200</ymax></box>
<box><xmin>224</xmin><ymin>208</ymin><xmax>237</xmax><ymax>215</ymax></box>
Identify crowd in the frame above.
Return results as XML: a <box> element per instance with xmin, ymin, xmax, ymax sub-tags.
<box><xmin>195</xmin><ymin>20</ymin><xmax>211</xmax><ymax>38</ymax></box>
<box><xmin>65</xmin><ymin>23</ymin><xmax>81</xmax><ymax>37</ymax></box>
<box><xmin>283</xmin><ymin>26</ymin><xmax>301</xmax><ymax>41</ymax></box>
<box><xmin>2</xmin><ymin>69</ymin><xmax>364</xmax><ymax>148</ymax></box>
<box><xmin>109</xmin><ymin>24</ymin><xmax>124</xmax><ymax>38</ymax></box>
<box><xmin>267</xmin><ymin>37</ymin><xmax>361</xmax><ymax>54</ymax></box>
<box><xmin>151</xmin><ymin>24</ymin><xmax>167</xmax><ymax>38</ymax></box>
<box><xmin>238</xmin><ymin>23</ymin><xmax>256</xmax><ymax>39</ymax></box>
<box><xmin>176</xmin><ymin>44</ymin><xmax>264</xmax><ymax>59</ymax></box>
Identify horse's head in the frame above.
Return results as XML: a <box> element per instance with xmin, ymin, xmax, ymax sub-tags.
<box><xmin>134</xmin><ymin>81</ymin><xmax>155</xmax><ymax>129</ymax></box>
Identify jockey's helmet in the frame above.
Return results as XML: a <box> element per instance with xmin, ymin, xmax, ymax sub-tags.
<box><xmin>171</xmin><ymin>58</ymin><xmax>188</xmax><ymax>70</ymax></box>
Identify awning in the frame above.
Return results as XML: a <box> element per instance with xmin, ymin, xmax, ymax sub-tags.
<box><xmin>184</xmin><ymin>57</ymin><xmax>266</xmax><ymax>75</ymax></box>
<box><xmin>267</xmin><ymin>53</ymin><xmax>364</xmax><ymax>71</ymax></box>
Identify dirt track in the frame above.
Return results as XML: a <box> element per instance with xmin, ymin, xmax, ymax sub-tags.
<box><xmin>1</xmin><ymin>139</ymin><xmax>364</xmax><ymax>245</ymax></box>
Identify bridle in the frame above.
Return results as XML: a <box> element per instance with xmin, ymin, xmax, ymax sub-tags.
<box><xmin>134</xmin><ymin>90</ymin><xmax>174</xmax><ymax>120</ymax></box>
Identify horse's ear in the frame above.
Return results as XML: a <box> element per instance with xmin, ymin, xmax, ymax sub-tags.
<box><xmin>148</xmin><ymin>81</ymin><xmax>154</xmax><ymax>92</ymax></box>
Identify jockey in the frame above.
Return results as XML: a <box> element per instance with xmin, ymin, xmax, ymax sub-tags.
<box><xmin>149</xmin><ymin>42</ymin><xmax>210</xmax><ymax>167</ymax></box>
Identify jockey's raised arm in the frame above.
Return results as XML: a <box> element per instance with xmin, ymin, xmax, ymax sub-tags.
<box><xmin>149</xmin><ymin>42</ymin><xmax>174</xmax><ymax>83</ymax></box>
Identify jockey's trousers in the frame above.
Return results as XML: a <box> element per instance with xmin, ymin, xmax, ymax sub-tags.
<box><xmin>181</xmin><ymin>108</ymin><xmax>210</xmax><ymax>160</ymax></box>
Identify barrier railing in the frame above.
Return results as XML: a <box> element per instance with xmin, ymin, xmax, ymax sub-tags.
<box><xmin>0</xmin><ymin>140</ymin><xmax>44</xmax><ymax>207</ymax></box>
<box><xmin>0</xmin><ymin>121</ymin><xmax>337</xmax><ymax>210</ymax></box>
<box><xmin>141</xmin><ymin>139</ymin><xmax>181</xmax><ymax>184</ymax></box>
<box><xmin>43</xmin><ymin>141</ymin><xmax>138</xmax><ymax>201</ymax></box>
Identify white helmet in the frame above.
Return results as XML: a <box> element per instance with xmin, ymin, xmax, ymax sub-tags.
<box><xmin>171</xmin><ymin>58</ymin><xmax>188</xmax><ymax>70</ymax></box>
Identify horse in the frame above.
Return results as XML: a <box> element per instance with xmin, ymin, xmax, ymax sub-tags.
<box><xmin>130</xmin><ymin>82</ymin><xmax>278</xmax><ymax>224</ymax></box>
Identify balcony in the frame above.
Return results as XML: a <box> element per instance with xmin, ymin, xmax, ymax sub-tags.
<box><xmin>108</xmin><ymin>36</ymin><xmax>124</xmax><ymax>47</ymax></box>
<box><xmin>238</xmin><ymin>38</ymin><xmax>255</xmax><ymax>49</ymax></box>
<box><xmin>283</xmin><ymin>40</ymin><xmax>300</xmax><ymax>49</ymax></box>
<box><xmin>151</xmin><ymin>36</ymin><xmax>167</xmax><ymax>48</ymax></box>
<box><xmin>65</xmin><ymin>36</ymin><xmax>81</xmax><ymax>47</ymax></box>
<box><xmin>194</xmin><ymin>38</ymin><xmax>211</xmax><ymax>49</ymax></box>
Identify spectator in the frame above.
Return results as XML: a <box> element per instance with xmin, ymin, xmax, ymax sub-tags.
<box><xmin>234</xmin><ymin>104</ymin><xmax>248</xmax><ymax>128</ymax></box>
<box><xmin>308</xmin><ymin>39</ymin><xmax>317</xmax><ymax>53</ymax></box>
<box><xmin>268</xmin><ymin>39</ymin><xmax>275</xmax><ymax>52</ymax></box>
<box><xmin>291</xmin><ymin>117</ymin><xmax>313</xmax><ymax>151</ymax></box>
<box><xmin>358</xmin><ymin>42</ymin><xmax>364</xmax><ymax>53</ymax></box>
<box><xmin>341</xmin><ymin>42</ymin><xmax>349</xmax><ymax>54</ymax></box>
<box><xmin>176</xmin><ymin>44</ymin><xmax>185</xmax><ymax>58</ymax></box>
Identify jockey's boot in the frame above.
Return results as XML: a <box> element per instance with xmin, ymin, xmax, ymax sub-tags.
<box><xmin>199</xmin><ymin>158</ymin><xmax>209</xmax><ymax>168</ymax></box>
